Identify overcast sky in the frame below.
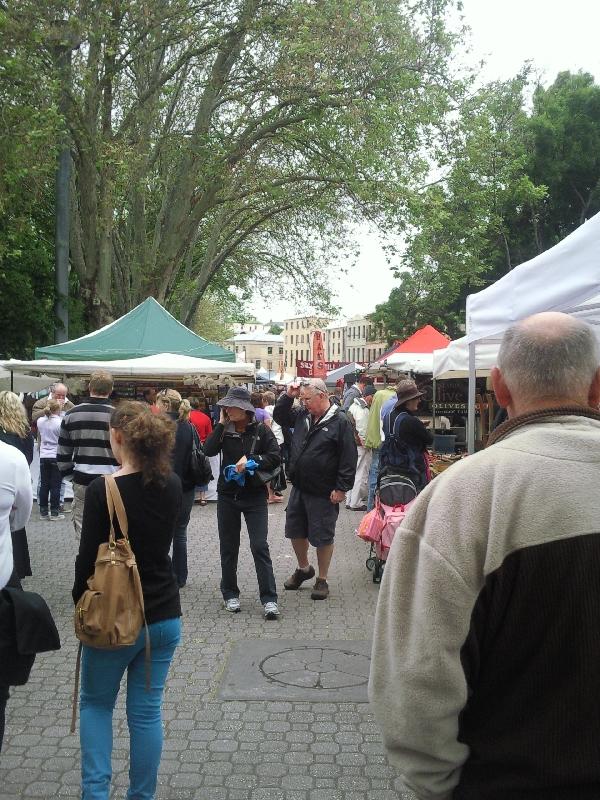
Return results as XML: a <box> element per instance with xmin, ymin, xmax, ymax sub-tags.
<box><xmin>249</xmin><ymin>0</ymin><xmax>600</xmax><ymax>324</ymax></box>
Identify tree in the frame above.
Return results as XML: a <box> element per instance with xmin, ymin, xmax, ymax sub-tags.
<box><xmin>0</xmin><ymin>9</ymin><xmax>61</xmax><ymax>357</ymax></box>
<box><xmin>6</xmin><ymin>0</ymin><xmax>462</xmax><ymax>331</ymax></box>
<box><xmin>268</xmin><ymin>323</ymin><xmax>283</xmax><ymax>335</ymax></box>
<box><xmin>373</xmin><ymin>70</ymin><xmax>600</xmax><ymax>339</ymax></box>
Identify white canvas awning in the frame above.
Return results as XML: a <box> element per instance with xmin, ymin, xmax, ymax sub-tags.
<box><xmin>0</xmin><ymin>369</ymin><xmax>56</xmax><ymax>393</ymax></box>
<box><xmin>383</xmin><ymin>352</ymin><xmax>435</xmax><ymax>373</ymax></box>
<box><xmin>1</xmin><ymin>353</ymin><xmax>255</xmax><ymax>382</ymax></box>
<box><xmin>432</xmin><ymin>338</ymin><xmax>499</xmax><ymax>380</ymax></box>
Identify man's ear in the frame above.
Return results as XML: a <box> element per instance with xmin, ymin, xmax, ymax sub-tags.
<box><xmin>588</xmin><ymin>367</ymin><xmax>600</xmax><ymax>409</ymax></box>
<box><xmin>491</xmin><ymin>366</ymin><xmax>512</xmax><ymax>409</ymax></box>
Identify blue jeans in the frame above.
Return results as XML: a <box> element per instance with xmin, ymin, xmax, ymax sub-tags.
<box><xmin>367</xmin><ymin>448</ymin><xmax>381</xmax><ymax>512</ymax></box>
<box><xmin>172</xmin><ymin>489</ymin><xmax>195</xmax><ymax>587</ymax></box>
<box><xmin>80</xmin><ymin>617</ymin><xmax>182</xmax><ymax>800</ymax></box>
<box><xmin>39</xmin><ymin>458</ymin><xmax>62</xmax><ymax>514</ymax></box>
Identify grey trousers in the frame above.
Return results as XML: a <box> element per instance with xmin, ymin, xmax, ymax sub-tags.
<box><xmin>72</xmin><ymin>482</ymin><xmax>88</xmax><ymax>537</ymax></box>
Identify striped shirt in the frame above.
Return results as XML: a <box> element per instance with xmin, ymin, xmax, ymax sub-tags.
<box><xmin>57</xmin><ymin>398</ymin><xmax>118</xmax><ymax>486</ymax></box>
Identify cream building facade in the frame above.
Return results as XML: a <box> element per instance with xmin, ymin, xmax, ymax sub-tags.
<box><xmin>324</xmin><ymin>321</ymin><xmax>346</xmax><ymax>362</ymax></box>
<box><xmin>224</xmin><ymin>332</ymin><xmax>284</xmax><ymax>372</ymax></box>
<box><xmin>344</xmin><ymin>315</ymin><xmax>388</xmax><ymax>365</ymax></box>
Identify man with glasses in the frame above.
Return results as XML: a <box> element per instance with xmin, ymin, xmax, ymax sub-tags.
<box><xmin>273</xmin><ymin>378</ymin><xmax>357</xmax><ymax>600</ymax></box>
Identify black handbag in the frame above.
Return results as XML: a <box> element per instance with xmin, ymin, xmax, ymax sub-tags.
<box><xmin>249</xmin><ymin>425</ymin><xmax>281</xmax><ymax>486</ymax></box>
<box><xmin>0</xmin><ymin>587</ymin><xmax>61</xmax><ymax>686</ymax></box>
<box><xmin>187</xmin><ymin>424</ymin><xmax>213</xmax><ymax>486</ymax></box>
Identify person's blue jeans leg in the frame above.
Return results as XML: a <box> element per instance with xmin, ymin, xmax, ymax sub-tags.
<box><xmin>172</xmin><ymin>489</ymin><xmax>194</xmax><ymax>587</ymax></box>
<box><xmin>80</xmin><ymin>617</ymin><xmax>182</xmax><ymax>800</ymax></box>
<box><xmin>367</xmin><ymin>448</ymin><xmax>380</xmax><ymax>512</ymax></box>
<box><xmin>39</xmin><ymin>459</ymin><xmax>52</xmax><ymax>515</ymax></box>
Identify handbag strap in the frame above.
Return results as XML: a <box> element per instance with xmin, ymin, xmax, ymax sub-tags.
<box><xmin>249</xmin><ymin>423</ymin><xmax>263</xmax><ymax>456</ymax></box>
<box><xmin>105</xmin><ymin>474</ymin><xmax>128</xmax><ymax>541</ymax></box>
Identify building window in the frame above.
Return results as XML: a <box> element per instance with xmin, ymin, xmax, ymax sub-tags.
<box><xmin>279</xmin><ymin>347</ymin><xmax>283</xmax><ymax>355</ymax></box>
<box><xmin>267</xmin><ymin>361</ymin><xmax>273</xmax><ymax>371</ymax></box>
<box><xmin>255</xmin><ymin>360</ymin><xmax>261</xmax><ymax>369</ymax></box>
<box><xmin>267</xmin><ymin>346</ymin><xmax>273</xmax><ymax>355</ymax></box>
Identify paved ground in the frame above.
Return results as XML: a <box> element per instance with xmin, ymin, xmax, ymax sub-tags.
<box><xmin>1</xmin><ymin>493</ymin><xmax>414</xmax><ymax>800</ymax></box>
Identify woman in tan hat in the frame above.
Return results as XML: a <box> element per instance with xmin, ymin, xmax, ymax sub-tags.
<box><xmin>379</xmin><ymin>379</ymin><xmax>433</xmax><ymax>492</ymax></box>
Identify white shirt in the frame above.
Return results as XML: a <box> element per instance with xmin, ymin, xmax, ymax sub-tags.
<box><xmin>264</xmin><ymin>405</ymin><xmax>284</xmax><ymax>446</ymax></box>
<box><xmin>0</xmin><ymin>440</ymin><xmax>33</xmax><ymax>588</ymax></box>
<box><xmin>37</xmin><ymin>413</ymin><xmax>63</xmax><ymax>459</ymax></box>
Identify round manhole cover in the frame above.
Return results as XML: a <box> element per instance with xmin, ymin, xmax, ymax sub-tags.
<box><xmin>260</xmin><ymin>646</ymin><xmax>370</xmax><ymax>690</ymax></box>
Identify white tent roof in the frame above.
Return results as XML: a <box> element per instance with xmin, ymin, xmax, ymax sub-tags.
<box><xmin>325</xmin><ymin>362</ymin><xmax>363</xmax><ymax>384</ymax></box>
<box><xmin>1</xmin><ymin>353</ymin><xmax>255</xmax><ymax>380</ymax></box>
<box><xmin>383</xmin><ymin>352</ymin><xmax>435</xmax><ymax>373</ymax></box>
<box><xmin>432</xmin><ymin>338</ymin><xmax>499</xmax><ymax>380</ymax></box>
<box><xmin>0</xmin><ymin>369</ymin><xmax>56</xmax><ymax>393</ymax></box>
<box><xmin>466</xmin><ymin>211</ymin><xmax>600</xmax><ymax>344</ymax></box>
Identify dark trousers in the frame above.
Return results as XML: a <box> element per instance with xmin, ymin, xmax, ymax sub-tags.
<box><xmin>172</xmin><ymin>489</ymin><xmax>195</xmax><ymax>587</ymax></box>
<box><xmin>39</xmin><ymin>458</ymin><xmax>62</xmax><ymax>514</ymax></box>
<box><xmin>217</xmin><ymin>492</ymin><xmax>277</xmax><ymax>604</ymax></box>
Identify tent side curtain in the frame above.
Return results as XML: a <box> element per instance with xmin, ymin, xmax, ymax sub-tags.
<box><xmin>34</xmin><ymin>297</ymin><xmax>235</xmax><ymax>362</ymax></box>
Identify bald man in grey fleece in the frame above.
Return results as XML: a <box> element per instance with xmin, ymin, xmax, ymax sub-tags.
<box><xmin>370</xmin><ymin>313</ymin><xmax>600</xmax><ymax>800</ymax></box>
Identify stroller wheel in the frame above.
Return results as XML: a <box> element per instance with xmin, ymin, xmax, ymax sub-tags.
<box><xmin>366</xmin><ymin>557</ymin><xmax>376</xmax><ymax>571</ymax></box>
<box><xmin>373</xmin><ymin>561</ymin><xmax>385</xmax><ymax>584</ymax></box>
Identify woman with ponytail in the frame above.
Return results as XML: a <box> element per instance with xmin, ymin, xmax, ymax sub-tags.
<box><xmin>156</xmin><ymin>389</ymin><xmax>195</xmax><ymax>588</ymax></box>
<box><xmin>73</xmin><ymin>401</ymin><xmax>182</xmax><ymax>800</ymax></box>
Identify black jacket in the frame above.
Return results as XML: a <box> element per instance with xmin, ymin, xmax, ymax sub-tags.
<box><xmin>203</xmin><ymin>418</ymin><xmax>280</xmax><ymax>496</ymax></box>
<box><xmin>273</xmin><ymin>394</ymin><xmax>357</xmax><ymax>498</ymax></box>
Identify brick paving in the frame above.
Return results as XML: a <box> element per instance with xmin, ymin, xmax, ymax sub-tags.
<box><xmin>0</xmin><ymin>494</ymin><xmax>414</xmax><ymax>799</ymax></box>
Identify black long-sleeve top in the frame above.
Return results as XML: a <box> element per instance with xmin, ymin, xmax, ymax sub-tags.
<box><xmin>273</xmin><ymin>394</ymin><xmax>357</xmax><ymax>497</ymax></box>
<box><xmin>166</xmin><ymin>413</ymin><xmax>195</xmax><ymax>492</ymax></box>
<box><xmin>72</xmin><ymin>472</ymin><xmax>182</xmax><ymax>624</ymax></box>
<box><xmin>388</xmin><ymin>407</ymin><xmax>434</xmax><ymax>449</ymax></box>
<box><xmin>0</xmin><ymin>431</ymin><xmax>34</xmax><ymax>465</ymax></box>
<box><xmin>203</xmin><ymin>418</ymin><xmax>280</xmax><ymax>496</ymax></box>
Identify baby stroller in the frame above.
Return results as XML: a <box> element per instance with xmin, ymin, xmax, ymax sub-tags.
<box><xmin>359</xmin><ymin>470</ymin><xmax>417</xmax><ymax>583</ymax></box>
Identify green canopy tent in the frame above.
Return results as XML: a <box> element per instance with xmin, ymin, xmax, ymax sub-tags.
<box><xmin>35</xmin><ymin>297</ymin><xmax>234</xmax><ymax>362</ymax></box>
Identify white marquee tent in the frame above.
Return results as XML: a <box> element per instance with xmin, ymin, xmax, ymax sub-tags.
<box><xmin>463</xmin><ymin>211</ymin><xmax>600</xmax><ymax>450</ymax></box>
<box><xmin>1</xmin><ymin>352</ymin><xmax>255</xmax><ymax>384</ymax></box>
<box><xmin>432</xmin><ymin>337</ymin><xmax>499</xmax><ymax>380</ymax></box>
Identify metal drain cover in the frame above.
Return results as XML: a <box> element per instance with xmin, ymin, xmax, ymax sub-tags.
<box><xmin>218</xmin><ymin>640</ymin><xmax>371</xmax><ymax>702</ymax></box>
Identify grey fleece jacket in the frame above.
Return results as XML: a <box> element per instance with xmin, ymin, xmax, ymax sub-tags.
<box><xmin>369</xmin><ymin>416</ymin><xmax>600</xmax><ymax>800</ymax></box>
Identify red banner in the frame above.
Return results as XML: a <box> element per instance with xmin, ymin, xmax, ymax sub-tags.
<box><xmin>296</xmin><ymin>360</ymin><xmax>344</xmax><ymax>377</ymax></box>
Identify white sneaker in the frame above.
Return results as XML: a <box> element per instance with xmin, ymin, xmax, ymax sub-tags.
<box><xmin>49</xmin><ymin>513</ymin><xmax>65</xmax><ymax>521</ymax></box>
<box><xmin>264</xmin><ymin>602</ymin><xmax>280</xmax><ymax>620</ymax></box>
<box><xmin>225</xmin><ymin>598</ymin><xmax>241</xmax><ymax>613</ymax></box>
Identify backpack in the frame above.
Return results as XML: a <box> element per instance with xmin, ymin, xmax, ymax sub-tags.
<box><xmin>71</xmin><ymin>475</ymin><xmax>149</xmax><ymax>732</ymax></box>
<box><xmin>378</xmin><ymin>471</ymin><xmax>417</xmax><ymax>507</ymax></box>
<box><xmin>187</xmin><ymin>423</ymin><xmax>213</xmax><ymax>486</ymax></box>
<box><xmin>380</xmin><ymin>411</ymin><xmax>421</xmax><ymax>477</ymax></box>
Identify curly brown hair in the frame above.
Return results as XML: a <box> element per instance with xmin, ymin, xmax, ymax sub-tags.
<box><xmin>110</xmin><ymin>401</ymin><xmax>175</xmax><ymax>486</ymax></box>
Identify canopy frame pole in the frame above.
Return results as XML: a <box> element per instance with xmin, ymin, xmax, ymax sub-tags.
<box><xmin>432</xmin><ymin>378</ymin><xmax>437</xmax><ymax>431</ymax></box>
<box><xmin>10</xmin><ymin>371</ymin><xmax>13</xmax><ymax>393</ymax></box>
<box><xmin>467</xmin><ymin>342</ymin><xmax>476</xmax><ymax>454</ymax></box>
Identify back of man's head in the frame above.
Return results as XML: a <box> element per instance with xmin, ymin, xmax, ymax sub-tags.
<box><xmin>89</xmin><ymin>370</ymin><xmax>114</xmax><ymax>398</ymax></box>
<box><xmin>497</xmin><ymin>312</ymin><xmax>599</xmax><ymax>408</ymax></box>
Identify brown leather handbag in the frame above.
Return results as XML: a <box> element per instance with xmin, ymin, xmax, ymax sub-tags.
<box><xmin>71</xmin><ymin>474</ymin><xmax>149</xmax><ymax>732</ymax></box>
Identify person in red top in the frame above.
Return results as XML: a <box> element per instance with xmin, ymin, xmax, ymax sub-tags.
<box><xmin>189</xmin><ymin>397</ymin><xmax>213</xmax><ymax>506</ymax></box>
